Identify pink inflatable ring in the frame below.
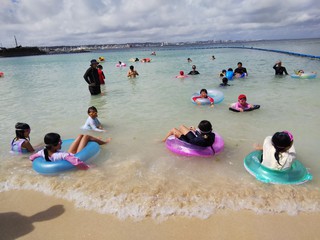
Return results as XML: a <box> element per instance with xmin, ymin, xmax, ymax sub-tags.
<box><xmin>165</xmin><ymin>133</ymin><xmax>224</xmax><ymax>157</ymax></box>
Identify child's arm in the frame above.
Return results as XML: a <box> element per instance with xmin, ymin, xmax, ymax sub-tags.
<box><xmin>253</xmin><ymin>143</ymin><xmax>263</xmax><ymax>150</ymax></box>
<box><xmin>22</xmin><ymin>140</ymin><xmax>35</xmax><ymax>152</ymax></box>
<box><xmin>208</xmin><ymin>96</ymin><xmax>214</xmax><ymax>108</ymax></box>
<box><xmin>231</xmin><ymin>102</ymin><xmax>243</xmax><ymax>111</ymax></box>
<box><xmin>29</xmin><ymin>152</ymin><xmax>42</xmax><ymax>161</ymax></box>
<box><xmin>87</xmin><ymin>118</ymin><xmax>105</xmax><ymax>132</ymax></box>
<box><xmin>65</xmin><ymin>155</ymin><xmax>89</xmax><ymax>170</ymax></box>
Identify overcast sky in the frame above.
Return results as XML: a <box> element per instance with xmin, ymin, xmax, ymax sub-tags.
<box><xmin>1</xmin><ymin>0</ymin><xmax>319</xmax><ymax>47</ymax></box>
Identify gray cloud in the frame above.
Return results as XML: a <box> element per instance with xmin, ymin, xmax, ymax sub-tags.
<box><xmin>0</xmin><ymin>0</ymin><xmax>319</xmax><ymax>47</ymax></box>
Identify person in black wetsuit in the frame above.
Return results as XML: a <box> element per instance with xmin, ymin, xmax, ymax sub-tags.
<box><xmin>273</xmin><ymin>61</ymin><xmax>288</xmax><ymax>75</ymax></box>
<box><xmin>234</xmin><ymin>62</ymin><xmax>248</xmax><ymax>76</ymax></box>
<box><xmin>188</xmin><ymin>65</ymin><xmax>200</xmax><ymax>75</ymax></box>
<box><xmin>83</xmin><ymin>59</ymin><xmax>101</xmax><ymax>95</ymax></box>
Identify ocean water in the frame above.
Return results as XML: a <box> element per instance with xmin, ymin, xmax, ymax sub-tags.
<box><xmin>0</xmin><ymin>38</ymin><xmax>320</xmax><ymax>220</ymax></box>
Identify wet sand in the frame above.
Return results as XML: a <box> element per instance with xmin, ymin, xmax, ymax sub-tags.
<box><xmin>1</xmin><ymin>190</ymin><xmax>319</xmax><ymax>240</ymax></box>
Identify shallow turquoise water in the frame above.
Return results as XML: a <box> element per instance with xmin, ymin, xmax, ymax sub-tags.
<box><xmin>0</xmin><ymin>39</ymin><xmax>320</xmax><ymax>220</ymax></box>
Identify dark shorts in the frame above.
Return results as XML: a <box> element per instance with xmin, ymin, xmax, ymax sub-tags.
<box><xmin>89</xmin><ymin>86</ymin><xmax>101</xmax><ymax>95</ymax></box>
<box><xmin>179</xmin><ymin>131</ymin><xmax>196</xmax><ymax>143</ymax></box>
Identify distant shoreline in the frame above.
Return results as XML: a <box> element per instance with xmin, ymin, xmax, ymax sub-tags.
<box><xmin>2</xmin><ymin>38</ymin><xmax>319</xmax><ymax>57</ymax></box>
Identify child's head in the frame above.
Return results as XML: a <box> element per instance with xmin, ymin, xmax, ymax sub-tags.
<box><xmin>14</xmin><ymin>122</ymin><xmax>31</xmax><ymax>139</ymax></box>
<box><xmin>130</xmin><ymin>65</ymin><xmax>134</xmax><ymax>70</ymax></box>
<box><xmin>222</xmin><ymin>77</ymin><xmax>228</xmax><ymax>84</ymax></box>
<box><xmin>87</xmin><ymin>106</ymin><xmax>98</xmax><ymax>118</ymax></box>
<box><xmin>238</xmin><ymin>94</ymin><xmax>247</xmax><ymax>105</ymax></box>
<box><xmin>97</xmin><ymin>65</ymin><xmax>103</xmax><ymax>70</ymax></box>
<box><xmin>222</xmin><ymin>69</ymin><xmax>226</xmax><ymax>74</ymax></box>
<box><xmin>44</xmin><ymin>133</ymin><xmax>61</xmax><ymax>148</ymax></box>
<box><xmin>180</xmin><ymin>70</ymin><xmax>184</xmax><ymax>76</ymax></box>
<box><xmin>271</xmin><ymin>131</ymin><xmax>294</xmax><ymax>165</ymax></box>
<box><xmin>44</xmin><ymin>133</ymin><xmax>62</xmax><ymax>159</ymax></box>
<box><xmin>272</xmin><ymin>131</ymin><xmax>293</xmax><ymax>150</ymax></box>
<box><xmin>228</xmin><ymin>68</ymin><xmax>233</xmax><ymax>71</ymax></box>
<box><xmin>198</xmin><ymin>120</ymin><xmax>213</xmax><ymax>139</ymax></box>
<box><xmin>192</xmin><ymin>65</ymin><xmax>197</xmax><ymax>70</ymax></box>
<box><xmin>200</xmin><ymin>89</ymin><xmax>208</xmax><ymax>98</ymax></box>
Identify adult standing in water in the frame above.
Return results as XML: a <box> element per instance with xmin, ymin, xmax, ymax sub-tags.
<box><xmin>273</xmin><ymin>61</ymin><xmax>288</xmax><ymax>75</ymax></box>
<box><xmin>83</xmin><ymin>59</ymin><xmax>101</xmax><ymax>95</ymax></box>
<box><xmin>234</xmin><ymin>62</ymin><xmax>248</xmax><ymax>76</ymax></box>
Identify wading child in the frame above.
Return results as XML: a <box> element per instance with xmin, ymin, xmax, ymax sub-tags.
<box><xmin>82</xmin><ymin>106</ymin><xmax>105</xmax><ymax>132</ymax></box>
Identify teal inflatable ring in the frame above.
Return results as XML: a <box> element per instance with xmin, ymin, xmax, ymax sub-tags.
<box><xmin>244</xmin><ymin>150</ymin><xmax>312</xmax><ymax>185</ymax></box>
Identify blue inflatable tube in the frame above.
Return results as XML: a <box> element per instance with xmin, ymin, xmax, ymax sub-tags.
<box><xmin>244</xmin><ymin>150</ymin><xmax>312</xmax><ymax>185</ymax></box>
<box><xmin>32</xmin><ymin>139</ymin><xmax>100</xmax><ymax>175</ymax></box>
<box><xmin>191</xmin><ymin>89</ymin><xmax>224</xmax><ymax>105</ymax></box>
<box><xmin>226</xmin><ymin>70</ymin><xmax>234</xmax><ymax>80</ymax></box>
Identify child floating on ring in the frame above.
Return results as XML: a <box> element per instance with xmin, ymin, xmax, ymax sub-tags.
<box><xmin>30</xmin><ymin>133</ymin><xmax>111</xmax><ymax>170</ymax></box>
<box><xmin>192</xmin><ymin>89</ymin><xmax>214</xmax><ymax>108</ymax></box>
<box><xmin>162</xmin><ymin>120</ymin><xmax>215</xmax><ymax>147</ymax></box>
<box><xmin>229</xmin><ymin>94</ymin><xmax>260</xmax><ymax>112</ymax></box>
<box><xmin>254</xmin><ymin>131</ymin><xmax>296</xmax><ymax>171</ymax></box>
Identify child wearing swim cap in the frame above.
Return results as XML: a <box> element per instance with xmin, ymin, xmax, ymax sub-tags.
<box><xmin>162</xmin><ymin>120</ymin><xmax>215</xmax><ymax>147</ymax></box>
<box><xmin>30</xmin><ymin>133</ymin><xmax>111</xmax><ymax>170</ymax></box>
<box><xmin>254</xmin><ymin>131</ymin><xmax>296</xmax><ymax>170</ymax></box>
<box><xmin>230</xmin><ymin>94</ymin><xmax>254</xmax><ymax>112</ymax></box>
<box><xmin>82</xmin><ymin>106</ymin><xmax>105</xmax><ymax>132</ymax></box>
<box><xmin>176</xmin><ymin>70</ymin><xmax>188</xmax><ymax>78</ymax></box>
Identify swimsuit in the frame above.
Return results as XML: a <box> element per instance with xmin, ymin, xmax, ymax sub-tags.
<box><xmin>11</xmin><ymin>139</ymin><xmax>28</xmax><ymax>153</ymax></box>
<box><xmin>179</xmin><ymin>130</ymin><xmax>215</xmax><ymax>147</ymax></box>
<box><xmin>82</xmin><ymin>117</ymin><xmax>104</xmax><ymax>132</ymax></box>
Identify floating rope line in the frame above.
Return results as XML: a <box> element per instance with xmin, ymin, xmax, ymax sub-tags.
<box><xmin>213</xmin><ymin>46</ymin><xmax>320</xmax><ymax>60</ymax></box>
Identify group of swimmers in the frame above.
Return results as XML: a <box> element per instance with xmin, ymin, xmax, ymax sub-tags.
<box><xmin>161</xmin><ymin>118</ymin><xmax>295</xmax><ymax>171</ymax></box>
<box><xmin>11</xmin><ymin>101</ymin><xmax>295</xmax><ymax>173</ymax></box>
<box><xmin>11</xmin><ymin>106</ymin><xmax>111</xmax><ymax>170</ymax></box>
<box><xmin>169</xmin><ymin>58</ymin><xmax>296</xmax><ymax>171</ymax></box>
<box><xmin>16</xmin><ymin>55</ymin><xmax>298</xmax><ymax>174</ymax></box>
<box><xmin>219</xmin><ymin>62</ymin><xmax>248</xmax><ymax>80</ymax></box>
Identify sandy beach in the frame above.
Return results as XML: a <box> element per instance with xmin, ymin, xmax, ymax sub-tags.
<box><xmin>1</xmin><ymin>190</ymin><xmax>319</xmax><ymax>240</ymax></box>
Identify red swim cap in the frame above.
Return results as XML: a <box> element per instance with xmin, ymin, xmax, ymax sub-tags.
<box><xmin>238</xmin><ymin>94</ymin><xmax>246</xmax><ymax>100</ymax></box>
<box><xmin>180</xmin><ymin>71</ymin><xmax>184</xmax><ymax>75</ymax></box>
